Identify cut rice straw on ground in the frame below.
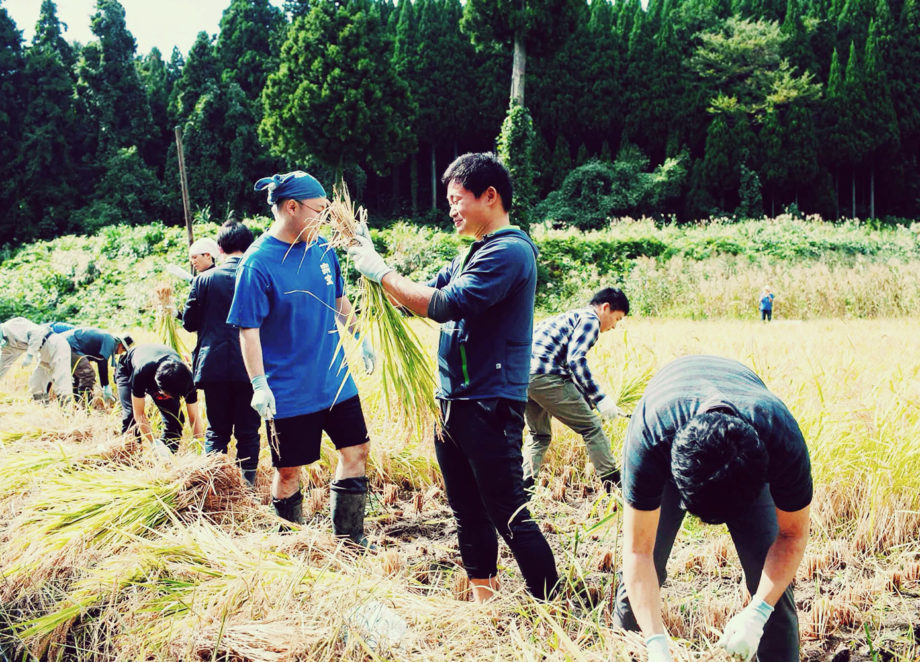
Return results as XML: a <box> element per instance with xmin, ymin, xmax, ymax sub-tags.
<box><xmin>323</xmin><ymin>183</ymin><xmax>439</xmax><ymax>443</ymax></box>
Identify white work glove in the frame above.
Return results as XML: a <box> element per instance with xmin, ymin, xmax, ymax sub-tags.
<box><xmin>101</xmin><ymin>385</ymin><xmax>116</xmax><ymax>404</ymax></box>
<box><xmin>717</xmin><ymin>598</ymin><xmax>773</xmax><ymax>660</ymax></box>
<box><xmin>596</xmin><ymin>395</ymin><xmax>622</xmax><ymax>420</ymax></box>
<box><xmin>250</xmin><ymin>374</ymin><xmax>276</xmax><ymax>420</ymax></box>
<box><xmin>22</xmin><ymin>353</ymin><xmax>34</xmax><ymax>367</ymax></box>
<box><xmin>0</xmin><ymin>334</ymin><xmax>6</xmax><ymax>347</ymax></box>
<box><xmin>645</xmin><ymin>634</ymin><xmax>674</xmax><ymax>661</ymax></box>
<box><xmin>360</xmin><ymin>336</ymin><xmax>376</xmax><ymax>375</ymax></box>
<box><xmin>347</xmin><ymin>235</ymin><xmax>393</xmax><ymax>284</ymax></box>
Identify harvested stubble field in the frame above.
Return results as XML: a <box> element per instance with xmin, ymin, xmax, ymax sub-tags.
<box><xmin>1</xmin><ymin>319</ymin><xmax>918</xmax><ymax>661</ymax></box>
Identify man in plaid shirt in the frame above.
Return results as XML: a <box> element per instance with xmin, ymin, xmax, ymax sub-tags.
<box><xmin>524</xmin><ymin>287</ymin><xmax>629</xmax><ymax>492</ymax></box>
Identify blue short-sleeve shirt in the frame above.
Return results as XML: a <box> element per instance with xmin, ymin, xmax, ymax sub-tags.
<box><xmin>227</xmin><ymin>234</ymin><xmax>357</xmax><ymax>418</ymax></box>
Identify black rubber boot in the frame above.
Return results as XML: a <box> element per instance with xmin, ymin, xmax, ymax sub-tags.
<box><xmin>241</xmin><ymin>468</ymin><xmax>257</xmax><ymax>486</ymax></box>
<box><xmin>330</xmin><ymin>476</ymin><xmax>372</xmax><ymax>548</ymax></box>
<box><xmin>272</xmin><ymin>490</ymin><xmax>303</xmax><ymax>525</ymax></box>
<box><xmin>601</xmin><ymin>469</ymin><xmax>621</xmax><ymax>494</ymax></box>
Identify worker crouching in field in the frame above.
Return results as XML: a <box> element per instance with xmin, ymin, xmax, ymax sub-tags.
<box><xmin>229</xmin><ymin>171</ymin><xmax>376</xmax><ymax>546</ymax></box>
<box><xmin>115</xmin><ymin>343</ymin><xmax>204</xmax><ymax>453</ymax></box>
<box><xmin>348</xmin><ymin>153</ymin><xmax>559</xmax><ymax>601</ymax></box>
<box><xmin>524</xmin><ymin>287</ymin><xmax>629</xmax><ymax>494</ymax></box>
<box><xmin>182</xmin><ymin>220</ymin><xmax>261</xmax><ymax>486</ymax></box>
<box><xmin>0</xmin><ymin>317</ymin><xmax>46</xmax><ymax>380</ymax></box>
<box><xmin>615</xmin><ymin>355</ymin><xmax>811</xmax><ymax>662</ymax></box>
<box><xmin>26</xmin><ymin>324</ymin><xmax>74</xmax><ymax>404</ymax></box>
<box><xmin>63</xmin><ymin>327</ymin><xmax>132</xmax><ymax>405</ymax></box>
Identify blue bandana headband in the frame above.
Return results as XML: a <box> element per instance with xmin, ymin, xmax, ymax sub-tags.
<box><xmin>253</xmin><ymin>171</ymin><xmax>326</xmax><ymax>205</ymax></box>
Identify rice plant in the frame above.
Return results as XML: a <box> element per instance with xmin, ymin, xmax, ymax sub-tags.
<box><xmin>322</xmin><ymin>183</ymin><xmax>440</xmax><ymax>444</ymax></box>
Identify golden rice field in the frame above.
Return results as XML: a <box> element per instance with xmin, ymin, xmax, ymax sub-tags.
<box><xmin>1</xmin><ymin>318</ymin><xmax>918</xmax><ymax>661</ymax></box>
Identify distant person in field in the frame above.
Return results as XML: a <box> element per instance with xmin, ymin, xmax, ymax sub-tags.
<box><xmin>189</xmin><ymin>237</ymin><xmax>220</xmax><ymax>274</ymax></box>
<box><xmin>615</xmin><ymin>355</ymin><xmax>811</xmax><ymax>662</ymax></box>
<box><xmin>228</xmin><ymin>171</ymin><xmax>377</xmax><ymax>545</ymax></box>
<box><xmin>0</xmin><ymin>317</ymin><xmax>47</xmax><ymax>380</ymax></box>
<box><xmin>115</xmin><ymin>343</ymin><xmax>204</xmax><ymax>453</ymax></box>
<box><xmin>348</xmin><ymin>152</ymin><xmax>559</xmax><ymax>602</ymax></box>
<box><xmin>63</xmin><ymin>327</ymin><xmax>133</xmax><ymax>404</ymax></box>
<box><xmin>524</xmin><ymin>287</ymin><xmax>629</xmax><ymax>494</ymax></box>
<box><xmin>182</xmin><ymin>220</ymin><xmax>261</xmax><ymax>486</ymax></box>
<box><xmin>759</xmin><ymin>286</ymin><xmax>775</xmax><ymax>322</ymax></box>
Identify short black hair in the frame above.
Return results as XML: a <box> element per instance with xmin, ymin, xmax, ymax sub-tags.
<box><xmin>154</xmin><ymin>359</ymin><xmax>194</xmax><ymax>398</ymax></box>
<box><xmin>441</xmin><ymin>152</ymin><xmax>513</xmax><ymax>212</ymax></box>
<box><xmin>590</xmin><ymin>287</ymin><xmax>630</xmax><ymax>315</ymax></box>
<box><xmin>217</xmin><ymin>220</ymin><xmax>254</xmax><ymax>254</ymax></box>
<box><xmin>671</xmin><ymin>412</ymin><xmax>767</xmax><ymax>524</ymax></box>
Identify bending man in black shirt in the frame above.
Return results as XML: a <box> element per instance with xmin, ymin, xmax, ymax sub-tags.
<box><xmin>115</xmin><ymin>343</ymin><xmax>204</xmax><ymax>452</ymax></box>
<box><xmin>616</xmin><ymin>355</ymin><xmax>812</xmax><ymax>662</ymax></box>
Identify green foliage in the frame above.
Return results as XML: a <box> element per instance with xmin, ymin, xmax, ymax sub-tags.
<box><xmin>535</xmin><ymin>147</ymin><xmax>688</xmax><ymax>230</ymax></box>
<box><xmin>737</xmin><ymin>164</ymin><xmax>764</xmax><ymax>218</ymax></box>
<box><xmin>497</xmin><ymin>102</ymin><xmax>537</xmax><ymax>232</ymax></box>
<box><xmin>4</xmin><ymin>216</ymin><xmax>920</xmax><ymax>329</ymax></box>
<box><xmin>260</xmin><ymin>0</ymin><xmax>415</xmax><ymax>179</ymax></box>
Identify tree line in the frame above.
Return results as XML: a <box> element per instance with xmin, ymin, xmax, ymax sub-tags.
<box><xmin>1</xmin><ymin>0</ymin><xmax>918</xmax><ymax>247</ymax></box>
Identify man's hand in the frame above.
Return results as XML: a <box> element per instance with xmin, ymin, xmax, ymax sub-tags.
<box><xmin>596</xmin><ymin>395</ymin><xmax>622</xmax><ymax>420</ymax></box>
<box><xmin>250</xmin><ymin>374</ymin><xmax>276</xmax><ymax>420</ymax></box>
<box><xmin>101</xmin><ymin>385</ymin><xmax>116</xmax><ymax>404</ymax></box>
<box><xmin>645</xmin><ymin>634</ymin><xmax>674</xmax><ymax>661</ymax></box>
<box><xmin>717</xmin><ymin>598</ymin><xmax>773</xmax><ymax>660</ymax></box>
<box><xmin>347</xmin><ymin>236</ymin><xmax>393</xmax><ymax>284</ymax></box>
<box><xmin>360</xmin><ymin>336</ymin><xmax>376</xmax><ymax>375</ymax></box>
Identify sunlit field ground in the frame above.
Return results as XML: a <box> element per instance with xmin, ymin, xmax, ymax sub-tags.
<box><xmin>1</xmin><ymin>318</ymin><xmax>918</xmax><ymax>661</ymax></box>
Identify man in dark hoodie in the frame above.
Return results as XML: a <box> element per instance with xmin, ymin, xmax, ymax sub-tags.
<box><xmin>183</xmin><ymin>220</ymin><xmax>261</xmax><ymax>485</ymax></box>
<box><xmin>348</xmin><ymin>152</ymin><xmax>558</xmax><ymax>602</ymax></box>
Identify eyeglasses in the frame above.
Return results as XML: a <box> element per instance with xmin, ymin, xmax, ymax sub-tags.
<box><xmin>299</xmin><ymin>201</ymin><xmax>327</xmax><ymax>215</ymax></box>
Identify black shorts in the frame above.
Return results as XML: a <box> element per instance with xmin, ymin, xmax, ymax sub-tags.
<box><xmin>266</xmin><ymin>395</ymin><xmax>369</xmax><ymax>468</ymax></box>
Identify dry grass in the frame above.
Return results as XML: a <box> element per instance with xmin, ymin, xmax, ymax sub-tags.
<box><xmin>0</xmin><ymin>319</ymin><xmax>918</xmax><ymax>660</ymax></box>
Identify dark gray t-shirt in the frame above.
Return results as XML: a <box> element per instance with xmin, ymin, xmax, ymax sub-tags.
<box><xmin>623</xmin><ymin>355</ymin><xmax>812</xmax><ymax>513</ymax></box>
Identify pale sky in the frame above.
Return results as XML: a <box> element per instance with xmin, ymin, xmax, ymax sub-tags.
<box><xmin>4</xmin><ymin>0</ymin><xmax>285</xmax><ymax>57</ymax></box>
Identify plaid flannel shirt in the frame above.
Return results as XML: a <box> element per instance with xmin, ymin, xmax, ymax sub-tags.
<box><xmin>530</xmin><ymin>307</ymin><xmax>605</xmax><ymax>405</ymax></box>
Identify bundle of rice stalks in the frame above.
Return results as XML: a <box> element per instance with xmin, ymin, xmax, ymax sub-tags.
<box><xmin>1</xmin><ymin>453</ymin><xmax>258</xmax><ymax>597</ymax></box>
<box><xmin>153</xmin><ymin>282</ymin><xmax>190</xmax><ymax>357</ymax></box>
<box><xmin>322</xmin><ymin>183</ymin><xmax>439</xmax><ymax>443</ymax></box>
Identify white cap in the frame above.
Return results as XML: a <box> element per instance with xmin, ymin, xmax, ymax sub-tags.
<box><xmin>189</xmin><ymin>237</ymin><xmax>220</xmax><ymax>257</ymax></box>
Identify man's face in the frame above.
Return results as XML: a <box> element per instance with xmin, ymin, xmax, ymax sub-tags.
<box><xmin>293</xmin><ymin>197</ymin><xmax>328</xmax><ymax>237</ymax></box>
<box><xmin>446</xmin><ymin>180</ymin><xmax>493</xmax><ymax>238</ymax></box>
<box><xmin>189</xmin><ymin>253</ymin><xmax>214</xmax><ymax>272</ymax></box>
<box><xmin>597</xmin><ymin>304</ymin><xmax>626</xmax><ymax>332</ymax></box>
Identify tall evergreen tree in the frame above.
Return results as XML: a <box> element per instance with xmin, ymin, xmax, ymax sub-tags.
<box><xmin>461</xmin><ymin>0</ymin><xmax>582</xmax><ymax>106</ymax></box>
<box><xmin>260</xmin><ymin>0</ymin><xmax>415</xmax><ymax>180</ymax></box>
<box><xmin>216</xmin><ymin>0</ymin><xmax>285</xmax><ymax>103</ymax></box>
<box><xmin>137</xmin><ymin>48</ymin><xmax>172</xmax><ymax>177</ymax></box>
<box><xmin>76</xmin><ymin>0</ymin><xmax>154</xmax><ymax>160</ymax></box>
<box><xmin>16</xmin><ymin>0</ymin><xmax>83</xmax><ymax>239</ymax></box>
<box><xmin>169</xmin><ymin>31</ymin><xmax>220</xmax><ymax>121</ymax></box>
<box><xmin>497</xmin><ymin>102</ymin><xmax>537</xmax><ymax>232</ymax></box>
<box><xmin>862</xmin><ymin>16</ymin><xmax>899</xmax><ymax>217</ymax></box>
<box><xmin>0</xmin><ymin>6</ymin><xmax>26</xmax><ymax>243</ymax></box>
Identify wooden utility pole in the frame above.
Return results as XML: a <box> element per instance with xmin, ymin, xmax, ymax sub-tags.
<box><xmin>174</xmin><ymin>127</ymin><xmax>195</xmax><ymax>274</ymax></box>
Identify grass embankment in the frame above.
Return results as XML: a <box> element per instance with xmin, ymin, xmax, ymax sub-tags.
<box><xmin>1</xmin><ymin>319</ymin><xmax>918</xmax><ymax>660</ymax></box>
<box><xmin>2</xmin><ymin>215</ymin><xmax>920</xmax><ymax>327</ymax></box>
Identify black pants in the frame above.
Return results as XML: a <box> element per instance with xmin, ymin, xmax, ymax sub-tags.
<box><xmin>115</xmin><ymin>367</ymin><xmax>184</xmax><ymax>451</ymax></box>
<box><xmin>435</xmin><ymin>398</ymin><xmax>558</xmax><ymax>600</ymax></box>
<box><xmin>613</xmin><ymin>482</ymin><xmax>800</xmax><ymax>661</ymax></box>
<box><xmin>201</xmin><ymin>381</ymin><xmax>261</xmax><ymax>473</ymax></box>
<box><xmin>761</xmin><ymin>308</ymin><xmax>772</xmax><ymax>321</ymax></box>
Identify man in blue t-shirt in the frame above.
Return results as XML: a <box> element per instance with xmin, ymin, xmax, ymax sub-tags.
<box><xmin>615</xmin><ymin>355</ymin><xmax>812</xmax><ymax>662</ymax></box>
<box><xmin>228</xmin><ymin>170</ymin><xmax>376</xmax><ymax>544</ymax></box>
<box><xmin>348</xmin><ymin>153</ymin><xmax>558</xmax><ymax>602</ymax></box>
